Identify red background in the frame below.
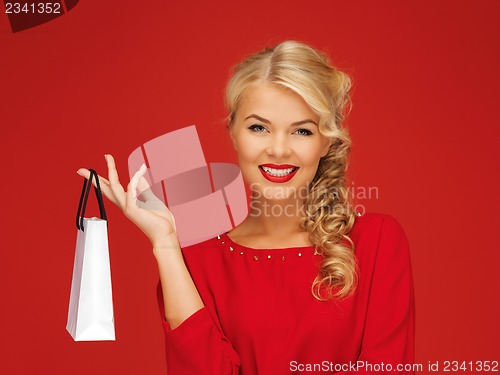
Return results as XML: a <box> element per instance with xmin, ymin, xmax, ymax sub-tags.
<box><xmin>1</xmin><ymin>0</ymin><xmax>499</xmax><ymax>373</ymax></box>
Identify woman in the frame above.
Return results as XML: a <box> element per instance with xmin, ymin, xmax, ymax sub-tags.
<box><xmin>78</xmin><ymin>41</ymin><xmax>415</xmax><ymax>374</ymax></box>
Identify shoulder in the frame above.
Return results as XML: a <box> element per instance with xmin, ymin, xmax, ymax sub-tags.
<box><xmin>350</xmin><ymin>212</ymin><xmax>410</xmax><ymax>264</ymax></box>
<box><xmin>351</xmin><ymin>212</ymin><xmax>408</xmax><ymax>241</ymax></box>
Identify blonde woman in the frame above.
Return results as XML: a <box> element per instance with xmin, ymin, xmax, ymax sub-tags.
<box><xmin>78</xmin><ymin>41</ymin><xmax>415</xmax><ymax>374</ymax></box>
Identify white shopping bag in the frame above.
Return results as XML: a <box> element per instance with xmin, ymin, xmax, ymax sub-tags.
<box><xmin>66</xmin><ymin>169</ymin><xmax>115</xmax><ymax>341</ymax></box>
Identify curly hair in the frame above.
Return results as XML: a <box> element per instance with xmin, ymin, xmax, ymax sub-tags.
<box><xmin>225</xmin><ymin>40</ymin><xmax>358</xmax><ymax>300</ymax></box>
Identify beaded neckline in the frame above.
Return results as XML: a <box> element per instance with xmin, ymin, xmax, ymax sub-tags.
<box><xmin>216</xmin><ymin>212</ymin><xmax>362</xmax><ymax>261</ymax></box>
<box><xmin>216</xmin><ymin>233</ymin><xmax>318</xmax><ymax>261</ymax></box>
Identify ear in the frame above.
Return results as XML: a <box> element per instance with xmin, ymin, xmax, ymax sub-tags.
<box><xmin>321</xmin><ymin>137</ymin><xmax>333</xmax><ymax>157</ymax></box>
<box><xmin>228</xmin><ymin>126</ymin><xmax>238</xmax><ymax>151</ymax></box>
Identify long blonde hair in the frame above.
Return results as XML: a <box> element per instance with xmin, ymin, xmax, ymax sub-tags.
<box><xmin>225</xmin><ymin>41</ymin><xmax>357</xmax><ymax>300</ymax></box>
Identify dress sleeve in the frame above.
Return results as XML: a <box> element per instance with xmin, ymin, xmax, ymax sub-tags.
<box><xmin>340</xmin><ymin>215</ymin><xmax>416</xmax><ymax>374</ymax></box>
<box><xmin>157</xmin><ymin>283</ymin><xmax>241</xmax><ymax>375</ymax></box>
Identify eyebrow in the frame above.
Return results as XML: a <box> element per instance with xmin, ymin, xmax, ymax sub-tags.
<box><xmin>244</xmin><ymin>114</ymin><xmax>318</xmax><ymax>126</ymax></box>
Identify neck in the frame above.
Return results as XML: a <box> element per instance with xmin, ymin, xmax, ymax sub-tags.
<box><xmin>246</xmin><ymin>195</ymin><xmax>306</xmax><ymax>237</ymax></box>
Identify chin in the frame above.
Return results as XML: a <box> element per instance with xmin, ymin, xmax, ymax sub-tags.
<box><xmin>259</xmin><ymin>185</ymin><xmax>303</xmax><ymax>201</ymax></box>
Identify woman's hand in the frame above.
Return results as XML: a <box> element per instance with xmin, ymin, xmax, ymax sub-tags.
<box><xmin>78</xmin><ymin>155</ymin><xmax>204</xmax><ymax>328</ymax></box>
<box><xmin>77</xmin><ymin>154</ymin><xmax>177</xmax><ymax>248</ymax></box>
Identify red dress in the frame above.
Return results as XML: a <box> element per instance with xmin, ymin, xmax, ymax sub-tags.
<box><xmin>158</xmin><ymin>213</ymin><xmax>415</xmax><ymax>374</ymax></box>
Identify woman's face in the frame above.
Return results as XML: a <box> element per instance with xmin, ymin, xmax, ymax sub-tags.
<box><xmin>229</xmin><ymin>83</ymin><xmax>332</xmax><ymax>202</ymax></box>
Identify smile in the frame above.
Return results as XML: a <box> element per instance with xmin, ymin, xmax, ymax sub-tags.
<box><xmin>259</xmin><ymin>164</ymin><xmax>299</xmax><ymax>183</ymax></box>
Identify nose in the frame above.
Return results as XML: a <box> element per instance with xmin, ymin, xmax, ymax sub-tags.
<box><xmin>266</xmin><ymin>133</ymin><xmax>292</xmax><ymax>158</ymax></box>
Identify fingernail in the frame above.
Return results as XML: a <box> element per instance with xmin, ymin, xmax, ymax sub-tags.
<box><xmin>77</xmin><ymin>170</ymin><xmax>83</xmax><ymax>176</ymax></box>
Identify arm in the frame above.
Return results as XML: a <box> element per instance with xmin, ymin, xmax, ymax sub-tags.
<box><xmin>153</xmin><ymin>236</ymin><xmax>204</xmax><ymax>328</ymax></box>
<box><xmin>340</xmin><ymin>215</ymin><xmax>415</xmax><ymax>374</ymax></box>
<box><xmin>157</xmin><ymin>285</ymin><xmax>241</xmax><ymax>374</ymax></box>
<box><xmin>155</xmin><ymin>240</ymin><xmax>240</xmax><ymax>373</ymax></box>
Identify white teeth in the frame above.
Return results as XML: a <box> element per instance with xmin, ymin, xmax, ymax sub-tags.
<box><xmin>261</xmin><ymin>166</ymin><xmax>295</xmax><ymax>177</ymax></box>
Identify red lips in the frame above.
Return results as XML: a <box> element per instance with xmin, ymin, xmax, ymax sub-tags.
<box><xmin>259</xmin><ymin>164</ymin><xmax>299</xmax><ymax>183</ymax></box>
<box><xmin>260</xmin><ymin>163</ymin><xmax>297</xmax><ymax>169</ymax></box>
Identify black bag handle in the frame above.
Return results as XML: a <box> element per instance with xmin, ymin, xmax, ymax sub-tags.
<box><xmin>76</xmin><ymin>169</ymin><xmax>107</xmax><ymax>231</ymax></box>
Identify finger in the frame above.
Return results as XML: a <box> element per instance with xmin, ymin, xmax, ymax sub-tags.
<box><xmin>105</xmin><ymin>154</ymin><xmax>121</xmax><ymax>186</ymax></box>
<box><xmin>105</xmin><ymin>154</ymin><xmax>127</xmax><ymax>208</ymax></box>
<box><xmin>124</xmin><ymin>163</ymin><xmax>147</xmax><ymax>216</ymax></box>
<box><xmin>77</xmin><ymin>168</ymin><xmax>111</xmax><ymax>186</ymax></box>
<box><xmin>138</xmin><ymin>188</ymin><xmax>162</xmax><ymax>205</ymax></box>
<box><xmin>137</xmin><ymin>176</ymin><xmax>164</xmax><ymax>204</ymax></box>
<box><xmin>137</xmin><ymin>175</ymin><xmax>151</xmax><ymax>196</ymax></box>
<box><xmin>77</xmin><ymin>168</ymin><xmax>119</xmax><ymax>206</ymax></box>
<box><xmin>130</xmin><ymin>164</ymin><xmax>148</xmax><ymax>199</ymax></box>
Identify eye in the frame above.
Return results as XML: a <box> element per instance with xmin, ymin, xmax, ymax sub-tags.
<box><xmin>294</xmin><ymin>128</ymin><xmax>313</xmax><ymax>136</ymax></box>
<box><xmin>248</xmin><ymin>124</ymin><xmax>267</xmax><ymax>133</ymax></box>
